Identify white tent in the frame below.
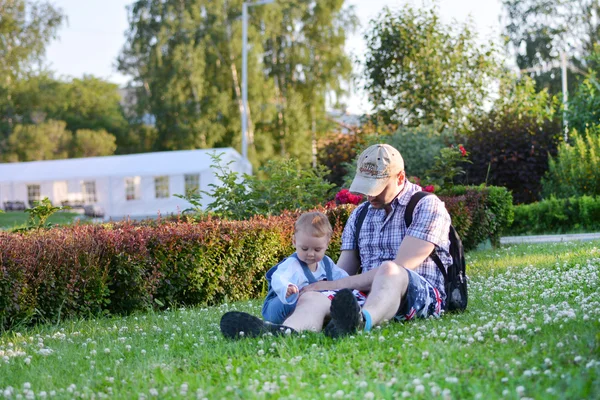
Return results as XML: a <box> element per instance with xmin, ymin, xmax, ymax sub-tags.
<box><xmin>0</xmin><ymin>148</ymin><xmax>252</xmax><ymax>220</ymax></box>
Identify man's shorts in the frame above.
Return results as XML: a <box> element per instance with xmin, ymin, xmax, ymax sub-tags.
<box><xmin>321</xmin><ymin>289</ymin><xmax>367</xmax><ymax>307</ymax></box>
<box><xmin>395</xmin><ymin>268</ymin><xmax>444</xmax><ymax>321</ymax></box>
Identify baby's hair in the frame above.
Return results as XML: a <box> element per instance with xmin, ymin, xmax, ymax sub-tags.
<box><xmin>294</xmin><ymin>211</ymin><xmax>333</xmax><ymax>238</ymax></box>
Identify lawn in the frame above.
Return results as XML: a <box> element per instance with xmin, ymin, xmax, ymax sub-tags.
<box><xmin>0</xmin><ymin>240</ymin><xmax>598</xmax><ymax>399</ymax></box>
<box><xmin>0</xmin><ymin>211</ymin><xmax>83</xmax><ymax>230</ymax></box>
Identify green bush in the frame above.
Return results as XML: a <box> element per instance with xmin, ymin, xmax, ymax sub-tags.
<box><xmin>507</xmin><ymin>195</ymin><xmax>600</xmax><ymax>235</ymax></box>
<box><xmin>0</xmin><ymin>190</ymin><xmax>508</xmax><ymax>329</ymax></box>
<box><xmin>439</xmin><ymin>185</ymin><xmax>514</xmax><ymax>250</ymax></box>
<box><xmin>542</xmin><ymin>127</ymin><xmax>600</xmax><ymax>199</ymax></box>
<box><xmin>178</xmin><ymin>152</ymin><xmax>335</xmax><ymax>220</ymax></box>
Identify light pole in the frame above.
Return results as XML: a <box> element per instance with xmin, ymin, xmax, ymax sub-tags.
<box><xmin>242</xmin><ymin>0</ymin><xmax>274</xmax><ymax>161</ymax></box>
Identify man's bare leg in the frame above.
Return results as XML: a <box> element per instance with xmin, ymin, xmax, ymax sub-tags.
<box><xmin>283</xmin><ymin>291</ymin><xmax>331</xmax><ymax>332</ymax></box>
<box><xmin>362</xmin><ymin>261</ymin><xmax>409</xmax><ymax>325</ymax></box>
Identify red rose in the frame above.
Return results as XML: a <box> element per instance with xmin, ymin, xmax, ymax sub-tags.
<box><xmin>459</xmin><ymin>145</ymin><xmax>467</xmax><ymax>157</ymax></box>
<box><xmin>423</xmin><ymin>185</ymin><xmax>435</xmax><ymax>193</ymax></box>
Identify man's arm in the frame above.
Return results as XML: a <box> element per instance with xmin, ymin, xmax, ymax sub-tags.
<box><xmin>336</xmin><ymin>250</ymin><xmax>360</xmax><ymax>276</ymax></box>
<box><xmin>394</xmin><ymin>235</ymin><xmax>435</xmax><ymax>270</ymax></box>
<box><xmin>300</xmin><ymin>266</ymin><xmax>379</xmax><ymax>293</ymax></box>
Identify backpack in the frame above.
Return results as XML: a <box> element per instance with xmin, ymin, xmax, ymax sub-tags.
<box><xmin>264</xmin><ymin>253</ymin><xmax>334</xmax><ymax>302</ymax></box>
<box><xmin>354</xmin><ymin>191</ymin><xmax>468</xmax><ymax>312</ymax></box>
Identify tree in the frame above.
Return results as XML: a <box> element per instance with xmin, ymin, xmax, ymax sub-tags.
<box><xmin>362</xmin><ymin>4</ymin><xmax>497</xmax><ymax>129</ymax></box>
<box><xmin>7</xmin><ymin>74</ymin><xmax>133</xmax><ymax>155</ymax></box>
<box><xmin>502</xmin><ymin>0</ymin><xmax>600</xmax><ymax>94</ymax></box>
<box><xmin>465</xmin><ymin>76</ymin><xmax>562</xmax><ymax>203</ymax></box>
<box><xmin>3</xmin><ymin>120</ymin><xmax>71</xmax><ymax>162</ymax></box>
<box><xmin>566</xmin><ymin>67</ymin><xmax>600</xmax><ymax>134</ymax></box>
<box><xmin>118</xmin><ymin>0</ymin><xmax>356</xmax><ymax>167</ymax></box>
<box><xmin>52</xmin><ymin>76</ymin><xmax>130</xmax><ymax>147</ymax></box>
<box><xmin>0</xmin><ymin>0</ymin><xmax>65</xmax><ymax>135</ymax></box>
<box><xmin>72</xmin><ymin>129</ymin><xmax>117</xmax><ymax>158</ymax></box>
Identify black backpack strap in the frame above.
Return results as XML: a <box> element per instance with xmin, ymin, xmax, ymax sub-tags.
<box><xmin>322</xmin><ymin>256</ymin><xmax>334</xmax><ymax>281</ymax></box>
<box><xmin>290</xmin><ymin>253</ymin><xmax>318</xmax><ymax>284</ymax></box>
<box><xmin>354</xmin><ymin>202</ymin><xmax>370</xmax><ymax>269</ymax></box>
<box><xmin>405</xmin><ymin>191</ymin><xmax>448</xmax><ymax>281</ymax></box>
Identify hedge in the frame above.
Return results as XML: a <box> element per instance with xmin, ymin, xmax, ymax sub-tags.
<box><xmin>506</xmin><ymin>195</ymin><xmax>600</xmax><ymax>235</ymax></box>
<box><xmin>0</xmin><ymin>186</ymin><xmax>512</xmax><ymax>329</ymax></box>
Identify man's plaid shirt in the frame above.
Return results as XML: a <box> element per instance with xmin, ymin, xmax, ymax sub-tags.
<box><xmin>341</xmin><ymin>181</ymin><xmax>452</xmax><ymax>299</ymax></box>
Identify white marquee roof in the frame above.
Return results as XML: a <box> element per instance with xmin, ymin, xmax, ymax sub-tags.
<box><xmin>0</xmin><ymin>148</ymin><xmax>247</xmax><ymax>183</ymax></box>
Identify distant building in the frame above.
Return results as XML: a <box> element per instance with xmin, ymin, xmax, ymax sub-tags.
<box><xmin>327</xmin><ymin>110</ymin><xmax>361</xmax><ymax>134</ymax></box>
<box><xmin>0</xmin><ymin>148</ymin><xmax>251</xmax><ymax>220</ymax></box>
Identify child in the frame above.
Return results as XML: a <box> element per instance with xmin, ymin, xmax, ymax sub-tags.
<box><xmin>261</xmin><ymin>211</ymin><xmax>366</xmax><ymax>324</ymax></box>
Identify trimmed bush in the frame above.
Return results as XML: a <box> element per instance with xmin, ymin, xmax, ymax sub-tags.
<box><xmin>507</xmin><ymin>196</ymin><xmax>600</xmax><ymax>235</ymax></box>
<box><xmin>439</xmin><ymin>185</ymin><xmax>514</xmax><ymax>250</ymax></box>
<box><xmin>0</xmin><ymin>190</ymin><xmax>508</xmax><ymax>329</ymax></box>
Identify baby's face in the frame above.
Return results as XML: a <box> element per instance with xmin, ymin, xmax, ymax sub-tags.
<box><xmin>292</xmin><ymin>231</ymin><xmax>329</xmax><ymax>266</ymax></box>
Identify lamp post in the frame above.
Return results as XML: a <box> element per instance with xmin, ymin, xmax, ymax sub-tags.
<box><xmin>242</xmin><ymin>0</ymin><xmax>274</xmax><ymax>161</ymax></box>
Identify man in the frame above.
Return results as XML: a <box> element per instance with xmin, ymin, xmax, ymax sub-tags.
<box><xmin>220</xmin><ymin>144</ymin><xmax>452</xmax><ymax>339</ymax></box>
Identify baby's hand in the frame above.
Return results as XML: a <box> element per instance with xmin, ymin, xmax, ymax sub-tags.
<box><xmin>286</xmin><ymin>285</ymin><xmax>299</xmax><ymax>297</ymax></box>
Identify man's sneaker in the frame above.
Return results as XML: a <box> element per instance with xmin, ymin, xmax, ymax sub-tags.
<box><xmin>325</xmin><ymin>288</ymin><xmax>364</xmax><ymax>339</ymax></box>
<box><xmin>220</xmin><ymin>311</ymin><xmax>295</xmax><ymax>339</ymax></box>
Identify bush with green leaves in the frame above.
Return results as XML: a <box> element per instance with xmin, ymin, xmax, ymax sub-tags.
<box><xmin>439</xmin><ymin>185</ymin><xmax>514</xmax><ymax>250</ymax></box>
<box><xmin>542</xmin><ymin>126</ymin><xmax>600</xmax><ymax>199</ymax></box>
<box><xmin>425</xmin><ymin>144</ymin><xmax>471</xmax><ymax>190</ymax></box>
<box><xmin>341</xmin><ymin>123</ymin><xmax>457</xmax><ymax>187</ymax></box>
<box><xmin>178</xmin><ymin>152</ymin><xmax>336</xmax><ymax>220</ymax></box>
<box><xmin>507</xmin><ymin>195</ymin><xmax>600</xmax><ymax>235</ymax></box>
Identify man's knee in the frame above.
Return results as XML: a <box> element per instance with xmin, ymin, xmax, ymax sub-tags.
<box><xmin>297</xmin><ymin>291</ymin><xmax>327</xmax><ymax>306</ymax></box>
<box><xmin>377</xmin><ymin>261</ymin><xmax>408</xmax><ymax>280</ymax></box>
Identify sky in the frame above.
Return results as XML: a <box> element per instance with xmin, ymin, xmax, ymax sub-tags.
<box><xmin>44</xmin><ymin>0</ymin><xmax>503</xmax><ymax>114</ymax></box>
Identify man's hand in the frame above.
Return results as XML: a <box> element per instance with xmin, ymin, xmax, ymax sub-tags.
<box><xmin>300</xmin><ymin>280</ymin><xmax>338</xmax><ymax>293</ymax></box>
<box><xmin>286</xmin><ymin>285</ymin><xmax>299</xmax><ymax>298</ymax></box>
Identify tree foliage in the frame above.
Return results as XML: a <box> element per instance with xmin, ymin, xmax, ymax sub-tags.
<box><xmin>566</xmin><ymin>68</ymin><xmax>600</xmax><ymax>133</ymax></box>
<box><xmin>0</xmin><ymin>0</ymin><xmax>65</xmax><ymax>135</ymax></box>
<box><xmin>362</xmin><ymin>4</ymin><xmax>497</xmax><ymax>128</ymax></box>
<box><xmin>117</xmin><ymin>0</ymin><xmax>356</xmax><ymax>167</ymax></box>
<box><xmin>502</xmin><ymin>0</ymin><xmax>600</xmax><ymax>94</ymax></box>
<box><xmin>465</xmin><ymin>76</ymin><xmax>562</xmax><ymax>204</ymax></box>
<box><xmin>72</xmin><ymin>129</ymin><xmax>117</xmax><ymax>158</ymax></box>
<box><xmin>3</xmin><ymin>120</ymin><xmax>71</xmax><ymax>162</ymax></box>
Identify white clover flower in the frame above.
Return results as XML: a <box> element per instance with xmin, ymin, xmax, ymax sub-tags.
<box><xmin>364</xmin><ymin>392</ymin><xmax>375</xmax><ymax>400</ymax></box>
<box><xmin>104</xmin><ymin>348</ymin><xmax>111</xmax><ymax>354</ymax></box>
<box><xmin>38</xmin><ymin>348</ymin><xmax>54</xmax><ymax>356</ymax></box>
<box><xmin>415</xmin><ymin>384</ymin><xmax>425</xmax><ymax>393</ymax></box>
<box><xmin>149</xmin><ymin>388</ymin><xmax>159</xmax><ymax>397</ymax></box>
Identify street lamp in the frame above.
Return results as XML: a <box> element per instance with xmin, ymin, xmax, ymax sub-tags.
<box><xmin>241</xmin><ymin>0</ymin><xmax>274</xmax><ymax>161</ymax></box>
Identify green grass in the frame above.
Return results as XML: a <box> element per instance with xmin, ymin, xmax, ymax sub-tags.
<box><xmin>1</xmin><ymin>241</ymin><xmax>599</xmax><ymax>399</ymax></box>
<box><xmin>0</xmin><ymin>211</ymin><xmax>83</xmax><ymax>230</ymax></box>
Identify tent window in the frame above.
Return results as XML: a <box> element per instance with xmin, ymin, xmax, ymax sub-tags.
<box><xmin>82</xmin><ymin>181</ymin><xmax>97</xmax><ymax>204</ymax></box>
<box><xmin>155</xmin><ymin>176</ymin><xmax>169</xmax><ymax>199</ymax></box>
<box><xmin>184</xmin><ymin>174</ymin><xmax>200</xmax><ymax>195</ymax></box>
<box><xmin>27</xmin><ymin>184</ymin><xmax>41</xmax><ymax>207</ymax></box>
<box><xmin>125</xmin><ymin>177</ymin><xmax>141</xmax><ymax>201</ymax></box>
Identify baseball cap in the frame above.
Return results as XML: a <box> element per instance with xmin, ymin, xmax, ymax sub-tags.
<box><xmin>349</xmin><ymin>144</ymin><xmax>404</xmax><ymax>196</ymax></box>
